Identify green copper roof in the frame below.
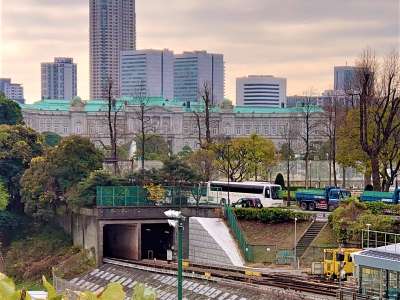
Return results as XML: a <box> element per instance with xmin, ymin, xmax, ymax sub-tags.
<box><xmin>234</xmin><ymin>106</ymin><xmax>323</xmax><ymax>114</ymax></box>
<box><xmin>21</xmin><ymin>98</ymin><xmax>323</xmax><ymax>114</ymax></box>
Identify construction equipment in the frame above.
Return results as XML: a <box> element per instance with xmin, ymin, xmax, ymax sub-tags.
<box><xmin>323</xmin><ymin>248</ymin><xmax>360</xmax><ymax>280</ymax></box>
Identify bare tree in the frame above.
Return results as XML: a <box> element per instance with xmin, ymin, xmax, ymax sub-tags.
<box><xmin>131</xmin><ymin>81</ymin><xmax>153</xmax><ymax>175</ymax></box>
<box><xmin>281</xmin><ymin>120</ymin><xmax>299</xmax><ymax>202</ymax></box>
<box><xmin>193</xmin><ymin>82</ymin><xmax>215</xmax><ymax>149</ymax></box>
<box><xmin>356</xmin><ymin>49</ymin><xmax>400</xmax><ymax>190</ymax></box>
<box><xmin>104</xmin><ymin>78</ymin><xmax>124</xmax><ymax>175</ymax></box>
<box><xmin>380</xmin><ymin>129</ymin><xmax>400</xmax><ymax>191</ymax></box>
<box><xmin>323</xmin><ymin>92</ymin><xmax>345</xmax><ymax>186</ymax></box>
<box><xmin>298</xmin><ymin>92</ymin><xmax>320</xmax><ymax>188</ymax></box>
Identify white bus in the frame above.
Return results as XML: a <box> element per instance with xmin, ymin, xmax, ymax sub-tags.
<box><xmin>207</xmin><ymin>181</ymin><xmax>283</xmax><ymax>207</ymax></box>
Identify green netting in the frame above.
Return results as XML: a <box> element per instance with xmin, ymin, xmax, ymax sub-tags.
<box><xmin>96</xmin><ymin>186</ymin><xmax>151</xmax><ymax>206</ymax></box>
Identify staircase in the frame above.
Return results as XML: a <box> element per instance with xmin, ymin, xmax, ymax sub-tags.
<box><xmin>295</xmin><ymin>221</ymin><xmax>327</xmax><ymax>258</ymax></box>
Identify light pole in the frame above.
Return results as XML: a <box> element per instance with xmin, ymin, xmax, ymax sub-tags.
<box><xmin>366</xmin><ymin>223</ymin><xmax>371</xmax><ymax>249</ymax></box>
<box><xmin>294</xmin><ymin>217</ymin><xmax>298</xmax><ymax>268</ymax></box>
<box><xmin>164</xmin><ymin>210</ymin><xmax>185</xmax><ymax>300</ymax></box>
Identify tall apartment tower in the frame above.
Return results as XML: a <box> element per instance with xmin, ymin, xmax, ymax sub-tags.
<box><xmin>90</xmin><ymin>0</ymin><xmax>136</xmax><ymax>99</ymax></box>
<box><xmin>334</xmin><ymin>66</ymin><xmax>358</xmax><ymax>92</ymax></box>
<box><xmin>174</xmin><ymin>51</ymin><xmax>224</xmax><ymax>104</ymax></box>
<box><xmin>0</xmin><ymin>78</ymin><xmax>24</xmax><ymax>104</ymax></box>
<box><xmin>41</xmin><ymin>57</ymin><xmax>77</xmax><ymax>100</ymax></box>
<box><xmin>120</xmin><ymin>49</ymin><xmax>174</xmax><ymax>99</ymax></box>
<box><xmin>236</xmin><ymin>75</ymin><xmax>287</xmax><ymax>107</ymax></box>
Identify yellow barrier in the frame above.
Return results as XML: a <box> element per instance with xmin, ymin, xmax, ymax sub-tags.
<box><xmin>245</xmin><ymin>270</ymin><xmax>262</xmax><ymax>277</ymax></box>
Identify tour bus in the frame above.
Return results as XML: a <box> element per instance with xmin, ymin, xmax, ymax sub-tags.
<box><xmin>207</xmin><ymin>181</ymin><xmax>283</xmax><ymax>207</ymax></box>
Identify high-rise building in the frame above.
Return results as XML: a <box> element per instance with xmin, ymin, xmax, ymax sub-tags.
<box><xmin>41</xmin><ymin>57</ymin><xmax>77</xmax><ymax>100</ymax></box>
<box><xmin>120</xmin><ymin>49</ymin><xmax>174</xmax><ymax>99</ymax></box>
<box><xmin>334</xmin><ymin>66</ymin><xmax>358</xmax><ymax>92</ymax></box>
<box><xmin>174</xmin><ymin>51</ymin><xmax>224</xmax><ymax>104</ymax></box>
<box><xmin>90</xmin><ymin>0</ymin><xmax>136</xmax><ymax>99</ymax></box>
<box><xmin>236</xmin><ymin>75</ymin><xmax>287</xmax><ymax>107</ymax></box>
<box><xmin>0</xmin><ymin>78</ymin><xmax>25</xmax><ymax>104</ymax></box>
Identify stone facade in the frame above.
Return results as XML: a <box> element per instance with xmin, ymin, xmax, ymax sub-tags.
<box><xmin>22</xmin><ymin>99</ymin><xmax>325</xmax><ymax>154</ymax></box>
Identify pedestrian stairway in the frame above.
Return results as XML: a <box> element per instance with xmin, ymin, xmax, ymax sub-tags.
<box><xmin>295</xmin><ymin>221</ymin><xmax>327</xmax><ymax>258</ymax></box>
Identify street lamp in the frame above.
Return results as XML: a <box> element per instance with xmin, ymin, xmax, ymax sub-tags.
<box><xmin>164</xmin><ymin>210</ymin><xmax>185</xmax><ymax>300</ymax></box>
<box><xmin>294</xmin><ymin>217</ymin><xmax>298</xmax><ymax>268</ymax></box>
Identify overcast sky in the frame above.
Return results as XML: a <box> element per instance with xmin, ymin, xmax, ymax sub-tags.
<box><xmin>1</xmin><ymin>0</ymin><xmax>399</xmax><ymax>103</ymax></box>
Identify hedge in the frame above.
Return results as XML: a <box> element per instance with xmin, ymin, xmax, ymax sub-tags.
<box><xmin>234</xmin><ymin>208</ymin><xmax>310</xmax><ymax>224</ymax></box>
<box><xmin>364</xmin><ymin>202</ymin><xmax>400</xmax><ymax>215</ymax></box>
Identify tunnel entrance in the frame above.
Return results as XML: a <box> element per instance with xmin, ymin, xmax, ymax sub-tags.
<box><xmin>141</xmin><ymin>223</ymin><xmax>173</xmax><ymax>260</ymax></box>
<box><xmin>103</xmin><ymin>224</ymin><xmax>139</xmax><ymax>260</ymax></box>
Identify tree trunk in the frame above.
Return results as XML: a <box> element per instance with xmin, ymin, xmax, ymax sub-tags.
<box><xmin>364</xmin><ymin>170</ymin><xmax>372</xmax><ymax>187</ymax></box>
<box><xmin>287</xmin><ymin>157</ymin><xmax>291</xmax><ymax>204</ymax></box>
<box><xmin>333</xmin><ymin>159</ymin><xmax>337</xmax><ymax>187</ymax></box>
<box><xmin>342</xmin><ymin>166</ymin><xmax>346</xmax><ymax>188</ymax></box>
<box><xmin>371</xmin><ymin>156</ymin><xmax>381</xmax><ymax>191</ymax></box>
<box><xmin>141</xmin><ymin>106</ymin><xmax>145</xmax><ymax>173</ymax></box>
<box><xmin>304</xmin><ymin>158</ymin><xmax>308</xmax><ymax>188</ymax></box>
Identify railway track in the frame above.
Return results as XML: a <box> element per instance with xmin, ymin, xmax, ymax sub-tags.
<box><xmin>104</xmin><ymin>257</ymin><xmax>342</xmax><ymax>297</ymax></box>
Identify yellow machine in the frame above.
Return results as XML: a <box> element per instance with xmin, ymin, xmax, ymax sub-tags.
<box><xmin>323</xmin><ymin>248</ymin><xmax>360</xmax><ymax>280</ymax></box>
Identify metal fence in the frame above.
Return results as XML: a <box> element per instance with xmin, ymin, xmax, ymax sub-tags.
<box><xmin>361</xmin><ymin>229</ymin><xmax>400</xmax><ymax>251</ymax></box>
<box><xmin>96</xmin><ymin>185</ymin><xmax>216</xmax><ymax>207</ymax></box>
<box><xmin>223</xmin><ymin>205</ymin><xmax>294</xmax><ymax>264</ymax></box>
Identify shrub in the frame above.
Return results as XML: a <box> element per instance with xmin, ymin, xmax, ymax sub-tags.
<box><xmin>234</xmin><ymin>208</ymin><xmax>310</xmax><ymax>224</ymax></box>
<box><xmin>329</xmin><ymin>198</ymin><xmax>397</xmax><ymax>244</ymax></box>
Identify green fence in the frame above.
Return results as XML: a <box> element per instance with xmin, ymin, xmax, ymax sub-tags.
<box><xmin>224</xmin><ymin>205</ymin><xmax>296</xmax><ymax>264</ymax></box>
<box><xmin>96</xmin><ymin>185</ymin><xmax>216</xmax><ymax>207</ymax></box>
<box><xmin>224</xmin><ymin>205</ymin><xmax>254</xmax><ymax>262</ymax></box>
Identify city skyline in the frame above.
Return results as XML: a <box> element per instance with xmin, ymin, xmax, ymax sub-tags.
<box><xmin>1</xmin><ymin>0</ymin><xmax>399</xmax><ymax>103</ymax></box>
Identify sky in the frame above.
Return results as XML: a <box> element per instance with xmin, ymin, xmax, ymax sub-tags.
<box><xmin>0</xmin><ymin>0</ymin><xmax>399</xmax><ymax>104</ymax></box>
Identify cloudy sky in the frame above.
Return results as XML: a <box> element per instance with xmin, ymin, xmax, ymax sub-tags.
<box><xmin>0</xmin><ymin>0</ymin><xmax>399</xmax><ymax>103</ymax></box>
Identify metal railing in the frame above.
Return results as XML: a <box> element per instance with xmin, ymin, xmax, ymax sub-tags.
<box><xmin>361</xmin><ymin>229</ymin><xmax>400</xmax><ymax>252</ymax></box>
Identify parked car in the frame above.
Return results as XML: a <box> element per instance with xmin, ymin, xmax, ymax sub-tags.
<box><xmin>231</xmin><ymin>198</ymin><xmax>263</xmax><ymax>208</ymax></box>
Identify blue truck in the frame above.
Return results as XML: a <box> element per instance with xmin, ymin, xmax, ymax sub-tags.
<box><xmin>360</xmin><ymin>189</ymin><xmax>400</xmax><ymax>204</ymax></box>
<box><xmin>296</xmin><ymin>186</ymin><xmax>351</xmax><ymax>211</ymax></box>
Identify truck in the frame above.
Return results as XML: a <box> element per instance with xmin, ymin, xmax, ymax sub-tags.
<box><xmin>360</xmin><ymin>188</ymin><xmax>400</xmax><ymax>204</ymax></box>
<box><xmin>296</xmin><ymin>186</ymin><xmax>350</xmax><ymax>211</ymax></box>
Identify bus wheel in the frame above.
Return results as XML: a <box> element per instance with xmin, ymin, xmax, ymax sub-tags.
<box><xmin>300</xmin><ymin>202</ymin><xmax>308</xmax><ymax>210</ymax></box>
<box><xmin>308</xmin><ymin>202</ymin><xmax>316</xmax><ymax>211</ymax></box>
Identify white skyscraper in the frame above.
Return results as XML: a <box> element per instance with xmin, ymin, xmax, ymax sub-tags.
<box><xmin>120</xmin><ymin>49</ymin><xmax>174</xmax><ymax>99</ymax></box>
<box><xmin>41</xmin><ymin>57</ymin><xmax>77</xmax><ymax>100</ymax></box>
<box><xmin>236</xmin><ymin>75</ymin><xmax>287</xmax><ymax>107</ymax></box>
<box><xmin>90</xmin><ymin>0</ymin><xmax>136</xmax><ymax>99</ymax></box>
<box><xmin>0</xmin><ymin>78</ymin><xmax>24</xmax><ymax>104</ymax></box>
<box><xmin>174</xmin><ymin>51</ymin><xmax>224</xmax><ymax>104</ymax></box>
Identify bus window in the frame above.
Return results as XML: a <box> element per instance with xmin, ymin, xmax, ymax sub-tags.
<box><xmin>271</xmin><ymin>186</ymin><xmax>281</xmax><ymax>200</ymax></box>
<box><xmin>265</xmin><ymin>188</ymin><xmax>271</xmax><ymax>198</ymax></box>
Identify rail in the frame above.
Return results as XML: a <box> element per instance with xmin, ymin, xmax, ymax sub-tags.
<box><xmin>104</xmin><ymin>257</ymin><xmax>339</xmax><ymax>298</ymax></box>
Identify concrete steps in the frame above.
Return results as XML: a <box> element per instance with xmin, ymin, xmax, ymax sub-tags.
<box><xmin>296</xmin><ymin>221</ymin><xmax>327</xmax><ymax>258</ymax></box>
<box><xmin>189</xmin><ymin>217</ymin><xmax>244</xmax><ymax>267</ymax></box>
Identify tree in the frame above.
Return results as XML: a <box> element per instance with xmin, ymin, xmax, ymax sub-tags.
<box><xmin>246</xmin><ymin>134</ymin><xmax>277</xmax><ymax>180</ymax></box>
<box><xmin>298</xmin><ymin>93</ymin><xmax>320</xmax><ymax>188</ymax></box>
<box><xmin>42</xmin><ymin>131</ymin><xmax>62</xmax><ymax>147</ymax></box>
<box><xmin>66</xmin><ymin>170</ymin><xmax>121</xmax><ymax>209</ymax></box>
<box><xmin>356</xmin><ymin>49</ymin><xmax>400</xmax><ymax>190</ymax></box>
<box><xmin>212</xmin><ymin>137</ymin><xmax>250</xmax><ymax>182</ymax></box>
<box><xmin>275</xmin><ymin>173</ymin><xmax>285</xmax><ymax>189</ymax></box>
<box><xmin>193</xmin><ymin>82</ymin><xmax>215</xmax><ymax>149</ymax></box>
<box><xmin>187</xmin><ymin>148</ymin><xmax>216</xmax><ymax>182</ymax></box>
<box><xmin>159</xmin><ymin>157</ymin><xmax>200</xmax><ymax>185</ymax></box>
<box><xmin>105</xmin><ymin>80</ymin><xmax>125</xmax><ymax>175</ymax></box>
<box><xmin>0</xmin><ymin>180</ymin><xmax>9</xmax><ymax>211</ymax></box>
<box><xmin>134</xmin><ymin>134</ymin><xmax>169</xmax><ymax>161</ymax></box>
<box><xmin>0</xmin><ymin>125</ymin><xmax>43</xmax><ymax>211</ymax></box>
<box><xmin>177</xmin><ymin>145</ymin><xmax>193</xmax><ymax>160</ymax></box>
<box><xmin>0</xmin><ymin>93</ymin><xmax>23</xmax><ymax>125</ymax></box>
<box><xmin>280</xmin><ymin>121</ymin><xmax>299</xmax><ymax>201</ymax></box>
<box><xmin>20</xmin><ymin>136</ymin><xmax>103</xmax><ymax>220</ymax></box>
